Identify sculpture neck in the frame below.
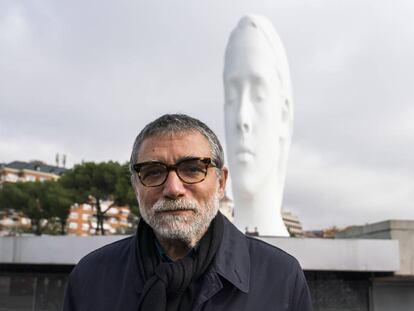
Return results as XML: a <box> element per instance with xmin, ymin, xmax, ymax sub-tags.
<box><xmin>233</xmin><ymin>174</ymin><xmax>289</xmax><ymax>237</ymax></box>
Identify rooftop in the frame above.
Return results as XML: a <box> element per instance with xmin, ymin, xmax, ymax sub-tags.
<box><xmin>1</xmin><ymin>161</ymin><xmax>67</xmax><ymax>176</ymax></box>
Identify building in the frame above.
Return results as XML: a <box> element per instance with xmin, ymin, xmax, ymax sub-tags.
<box><xmin>66</xmin><ymin>201</ymin><xmax>132</xmax><ymax>236</ymax></box>
<box><xmin>0</xmin><ymin>161</ymin><xmax>67</xmax><ymax>185</ymax></box>
<box><xmin>219</xmin><ymin>192</ymin><xmax>233</xmax><ymax>222</ymax></box>
<box><xmin>0</xmin><ymin>210</ymin><xmax>31</xmax><ymax>236</ymax></box>
<box><xmin>335</xmin><ymin>219</ymin><xmax>414</xmax><ymax>310</ymax></box>
<box><xmin>303</xmin><ymin>226</ymin><xmax>347</xmax><ymax>238</ymax></box>
<box><xmin>336</xmin><ymin>220</ymin><xmax>414</xmax><ymax>276</ymax></box>
<box><xmin>0</xmin><ymin>161</ymin><xmax>67</xmax><ymax>235</ymax></box>
<box><xmin>217</xmin><ymin>197</ymin><xmax>304</xmax><ymax>237</ymax></box>
<box><xmin>282</xmin><ymin>210</ymin><xmax>303</xmax><ymax>237</ymax></box>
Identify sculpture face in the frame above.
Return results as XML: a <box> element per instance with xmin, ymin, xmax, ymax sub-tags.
<box><xmin>224</xmin><ymin>26</ymin><xmax>285</xmax><ymax>195</ymax></box>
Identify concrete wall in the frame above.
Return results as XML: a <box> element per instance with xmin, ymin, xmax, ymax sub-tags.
<box><xmin>0</xmin><ymin>235</ymin><xmax>123</xmax><ymax>265</ymax></box>
<box><xmin>260</xmin><ymin>237</ymin><xmax>399</xmax><ymax>272</ymax></box>
<box><xmin>0</xmin><ymin>233</ymin><xmax>409</xmax><ymax>311</ymax></box>
<box><xmin>391</xmin><ymin>229</ymin><xmax>414</xmax><ymax>275</ymax></box>
<box><xmin>337</xmin><ymin>220</ymin><xmax>414</xmax><ymax>276</ymax></box>
<box><xmin>372</xmin><ymin>278</ymin><xmax>414</xmax><ymax>311</ymax></box>
<box><xmin>0</xmin><ymin>235</ymin><xmax>400</xmax><ymax>272</ymax></box>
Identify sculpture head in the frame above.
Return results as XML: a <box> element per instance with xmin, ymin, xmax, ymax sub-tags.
<box><xmin>223</xmin><ymin>15</ymin><xmax>293</xmax><ymax>198</ymax></box>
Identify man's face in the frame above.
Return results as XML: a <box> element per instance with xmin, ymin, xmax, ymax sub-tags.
<box><xmin>132</xmin><ymin>131</ymin><xmax>227</xmax><ymax>246</ymax></box>
<box><xmin>224</xmin><ymin>26</ymin><xmax>284</xmax><ymax>195</ymax></box>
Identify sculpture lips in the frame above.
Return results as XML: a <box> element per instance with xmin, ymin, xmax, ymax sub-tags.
<box><xmin>236</xmin><ymin>147</ymin><xmax>254</xmax><ymax>162</ymax></box>
<box><xmin>237</xmin><ymin>146</ymin><xmax>254</xmax><ymax>155</ymax></box>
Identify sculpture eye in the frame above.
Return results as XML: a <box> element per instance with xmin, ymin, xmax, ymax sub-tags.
<box><xmin>255</xmin><ymin>93</ymin><xmax>265</xmax><ymax>103</ymax></box>
<box><xmin>253</xmin><ymin>86</ymin><xmax>267</xmax><ymax>103</ymax></box>
<box><xmin>225</xmin><ymin>86</ymin><xmax>239</xmax><ymax>105</ymax></box>
<box><xmin>251</xmin><ymin>77</ymin><xmax>268</xmax><ymax>104</ymax></box>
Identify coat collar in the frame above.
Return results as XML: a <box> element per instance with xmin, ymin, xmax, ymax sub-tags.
<box><xmin>212</xmin><ymin>215</ymin><xmax>250</xmax><ymax>293</ymax></box>
<box><xmin>130</xmin><ymin>234</ymin><xmax>145</xmax><ymax>294</ymax></box>
<box><xmin>131</xmin><ymin>214</ymin><xmax>251</xmax><ymax>294</ymax></box>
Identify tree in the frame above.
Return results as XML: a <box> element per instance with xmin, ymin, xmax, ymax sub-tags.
<box><xmin>115</xmin><ymin>163</ymin><xmax>139</xmax><ymax>216</ymax></box>
<box><xmin>60</xmin><ymin>161</ymin><xmax>138</xmax><ymax>235</ymax></box>
<box><xmin>0</xmin><ymin>182</ymin><xmax>28</xmax><ymax>214</ymax></box>
<box><xmin>42</xmin><ymin>181</ymin><xmax>74</xmax><ymax>235</ymax></box>
<box><xmin>0</xmin><ymin>181</ymin><xmax>73</xmax><ymax>235</ymax></box>
<box><xmin>0</xmin><ymin>183</ymin><xmax>31</xmax><ymax>234</ymax></box>
<box><xmin>0</xmin><ymin>182</ymin><xmax>45</xmax><ymax>235</ymax></box>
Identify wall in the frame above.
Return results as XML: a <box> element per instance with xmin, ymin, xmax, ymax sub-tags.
<box><xmin>336</xmin><ymin>220</ymin><xmax>414</xmax><ymax>276</ymax></box>
<box><xmin>372</xmin><ymin>278</ymin><xmax>414</xmax><ymax>311</ymax></box>
<box><xmin>0</xmin><ymin>267</ymin><xmax>384</xmax><ymax>311</ymax></box>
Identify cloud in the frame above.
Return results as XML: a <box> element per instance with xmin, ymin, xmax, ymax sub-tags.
<box><xmin>0</xmin><ymin>4</ymin><xmax>31</xmax><ymax>47</ymax></box>
<box><xmin>284</xmin><ymin>143</ymin><xmax>414</xmax><ymax>229</ymax></box>
<box><xmin>0</xmin><ymin>0</ymin><xmax>413</xmax><ymax>230</ymax></box>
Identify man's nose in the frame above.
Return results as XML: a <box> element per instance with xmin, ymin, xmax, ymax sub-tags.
<box><xmin>162</xmin><ymin>170</ymin><xmax>186</xmax><ymax>199</ymax></box>
<box><xmin>236</xmin><ymin>89</ymin><xmax>253</xmax><ymax>133</ymax></box>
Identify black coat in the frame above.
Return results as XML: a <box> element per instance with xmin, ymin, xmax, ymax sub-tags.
<box><xmin>63</xmin><ymin>217</ymin><xmax>313</xmax><ymax>311</ymax></box>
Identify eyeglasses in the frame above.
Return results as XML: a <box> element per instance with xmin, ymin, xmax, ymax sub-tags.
<box><xmin>132</xmin><ymin>157</ymin><xmax>217</xmax><ymax>187</ymax></box>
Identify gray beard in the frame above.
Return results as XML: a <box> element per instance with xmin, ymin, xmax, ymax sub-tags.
<box><xmin>139</xmin><ymin>194</ymin><xmax>220</xmax><ymax>247</ymax></box>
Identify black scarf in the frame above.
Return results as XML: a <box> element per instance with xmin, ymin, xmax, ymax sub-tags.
<box><xmin>136</xmin><ymin>212</ymin><xmax>224</xmax><ymax>311</ymax></box>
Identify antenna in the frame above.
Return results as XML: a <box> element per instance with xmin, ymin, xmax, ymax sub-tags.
<box><xmin>55</xmin><ymin>153</ymin><xmax>60</xmax><ymax>167</ymax></box>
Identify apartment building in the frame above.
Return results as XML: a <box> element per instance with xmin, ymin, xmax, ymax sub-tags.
<box><xmin>0</xmin><ymin>161</ymin><xmax>67</xmax><ymax>185</ymax></box>
<box><xmin>0</xmin><ymin>161</ymin><xmax>67</xmax><ymax>235</ymax></box>
<box><xmin>282</xmin><ymin>210</ymin><xmax>304</xmax><ymax>237</ymax></box>
<box><xmin>219</xmin><ymin>193</ymin><xmax>234</xmax><ymax>222</ymax></box>
<box><xmin>66</xmin><ymin>201</ymin><xmax>132</xmax><ymax>236</ymax></box>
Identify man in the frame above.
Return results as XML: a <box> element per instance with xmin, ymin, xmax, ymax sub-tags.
<box><xmin>63</xmin><ymin>114</ymin><xmax>313</xmax><ymax>311</ymax></box>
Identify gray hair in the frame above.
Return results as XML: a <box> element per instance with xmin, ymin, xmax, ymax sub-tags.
<box><xmin>130</xmin><ymin>114</ymin><xmax>224</xmax><ymax>175</ymax></box>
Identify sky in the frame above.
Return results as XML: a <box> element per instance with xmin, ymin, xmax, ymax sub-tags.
<box><xmin>1</xmin><ymin>0</ymin><xmax>414</xmax><ymax>230</ymax></box>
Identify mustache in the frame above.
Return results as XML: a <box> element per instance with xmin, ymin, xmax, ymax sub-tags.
<box><xmin>152</xmin><ymin>198</ymin><xmax>199</xmax><ymax>212</ymax></box>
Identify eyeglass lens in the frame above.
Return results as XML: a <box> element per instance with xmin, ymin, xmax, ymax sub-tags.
<box><xmin>139</xmin><ymin>159</ymin><xmax>208</xmax><ymax>186</ymax></box>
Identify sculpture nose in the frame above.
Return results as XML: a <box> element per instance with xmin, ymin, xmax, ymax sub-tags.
<box><xmin>236</xmin><ymin>89</ymin><xmax>252</xmax><ymax>133</ymax></box>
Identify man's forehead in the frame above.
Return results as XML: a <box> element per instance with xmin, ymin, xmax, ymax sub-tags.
<box><xmin>145</xmin><ymin>130</ymin><xmax>206</xmax><ymax>143</ymax></box>
<box><xmin>137</xmin><ymin>130</ymin><xmax>211</xmax><ymax>160</ymax></box>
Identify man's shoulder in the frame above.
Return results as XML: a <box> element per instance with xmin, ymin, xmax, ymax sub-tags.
<box><xmin>245</xmin><ymin>235</ymin><xmax>300</xmax><ymax>268</ymax></box>
<box><xmin>222</xmin><ymin>218</ymin><xmax>301</xmax><ymax>272</ymax></box>
<box><xmin>74</xmin><ymin>235</ymin><xmax>135</xmax><ymax>272</ymax></box>
<box><xmin>220</xmin><ymin>220</ymin><xmax>307</xmax><ymax>300</ymax></box>
<box><xmin>65</xmin><ymin>236</ymin><xmax>139</xmax><ymax>310</ymax></box>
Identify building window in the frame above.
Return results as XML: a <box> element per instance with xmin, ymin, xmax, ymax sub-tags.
<box><xmin>5</xmin><ymin>174</ymin><xmax>19</xmax><ymax>182</ymax></box>
<box><xmin>21</xmin><ymin>218</ymin><xmax>30</xmax><ymax>225</ymax></box>
<box><xmin>69</xmin><ymin>223</ymin><xmax>78</xmax><ymax>229</ymax></box>
<box><xmin>69</xmin><ymin>212</ymin><xmax>79</xmax><ymax>219</ymax></box>
<box><xmin>120</xmin><ymin>209</ymin><xmax>130</xmax><ymax>215</ymax></box>
<box><xmin>26</xmin><ymin>176</ymin><xmax>36</xmax><ymax>182</ymax></box>
<box><xmin>108</xmin><ymin>208</ymin><xmax>118</xmax><ymax>215</ymax></box>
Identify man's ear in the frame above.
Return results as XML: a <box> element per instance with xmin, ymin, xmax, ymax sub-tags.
<box><xmin>218</xmin><ymin>167</ymin><xmax>229</xmax><ymax>200</ymax></box>
<box><xmin>280</xmin><ymin>98</ymin><xmax>293</xmax><ymax>139</ymax></box>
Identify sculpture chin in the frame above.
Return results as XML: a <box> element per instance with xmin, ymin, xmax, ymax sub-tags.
<box><xmin>231</xmin><ymin>172</ymin><xmax>258</xmax><ymax>199</ymax></box>
<box><xmin>236</xmin><ymin>152</ymin><xmax>254</xmax><ymax>163</ymax></box>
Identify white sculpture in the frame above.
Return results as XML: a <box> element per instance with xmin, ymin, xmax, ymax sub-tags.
<box><xmin>223</xmin><ymin>15</ymin><xmax>294</xmax><ymax>236</ymax></box>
